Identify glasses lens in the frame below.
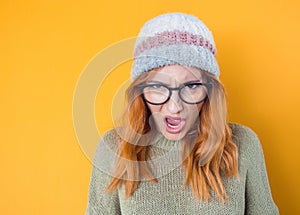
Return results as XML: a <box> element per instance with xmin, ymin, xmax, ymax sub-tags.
<box><xmin>143</xmin><ymin>85</ymin><xmax>169</xmax><ymax>104</ymax></box>
<box><xmin>180</xmin><ymin>84</ymin><xmax>208</xmax><ymax>104</ymax></box>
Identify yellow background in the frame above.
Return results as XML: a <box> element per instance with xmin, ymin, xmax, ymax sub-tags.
<box><xmin>1</xmin><ymin>0</ymin><xmax>299</xmax><ymax>214</ymax></box>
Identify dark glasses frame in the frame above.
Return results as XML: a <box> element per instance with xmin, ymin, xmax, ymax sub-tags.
<box><xmin>137</xmin><ymin>81</ymin><xmax>212</xmax><ymax>105</ymax></box>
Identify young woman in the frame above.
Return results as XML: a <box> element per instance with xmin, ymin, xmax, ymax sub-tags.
<box><xmin>86</xmin><ymin>12</ymin><xmax>279</xmax><ymax>215</ymax></box>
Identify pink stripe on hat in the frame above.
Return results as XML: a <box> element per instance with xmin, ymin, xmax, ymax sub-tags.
<box><xmin>134</xmin><ymin>30</ymin><xmax>216</xmax><ymax>57</ymax></box>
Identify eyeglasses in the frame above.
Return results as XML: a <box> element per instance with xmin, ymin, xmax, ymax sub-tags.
<box><xmin>138</xmin><ymin>81</ymin><xmax>212</xmax><ymax>105</ymax></box>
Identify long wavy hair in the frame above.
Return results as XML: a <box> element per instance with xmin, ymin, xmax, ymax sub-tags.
<box><xmin>105</xmin><ymin>67</ymin><xmax>239</xmax><ymax>203</ymax></box>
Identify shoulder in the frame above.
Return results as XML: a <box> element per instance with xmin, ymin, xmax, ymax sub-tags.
<box><xmin>228</xmin><ymin>122</ymin><xmax>264</xmax><ymax>164</ymax></box>
<box><xmin>99</xmin><ymin>128</ymin><xmax>121</xmax><ymax>152</ymax></box>
<box><xmin>228</xmin><ymin>122</ymin><xmax>259</xmax><ymax>142</ymax></box>
<box><xmin>92</xmin><ymin>128</ymin><xmax>121</xmax><ymax>175</ymax></box>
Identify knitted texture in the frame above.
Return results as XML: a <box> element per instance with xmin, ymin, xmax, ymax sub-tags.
<box><xmin>131</xmin><ymin>13</ymin><xmax>220</xmax><ymax>81</ymax></box>
<box><xmin>86</xmin><ymin>123</ymin><xmax>279</xmax><ymax>215</ymax></box>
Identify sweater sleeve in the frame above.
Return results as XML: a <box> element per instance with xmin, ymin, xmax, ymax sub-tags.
<box><xmin>239</xmin><ymin>126</ymin><xmax>279</xmax><ymax>215</ymax></box>
<box><xmin>86</xmin><ymin>130</ymin><xmax>121</xmax><ymax>215</ymax></box>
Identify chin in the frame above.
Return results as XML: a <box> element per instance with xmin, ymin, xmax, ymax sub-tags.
<box><xmin>161</xmin><ymin>130</ymin><xmax>187</xmax><ymax>141</ymax></box>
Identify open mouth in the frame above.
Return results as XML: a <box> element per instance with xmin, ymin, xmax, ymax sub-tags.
<box><xmin>164</xmin><ymin>116</ymin><xmax>185</xmax><ymax>134</ymax></box>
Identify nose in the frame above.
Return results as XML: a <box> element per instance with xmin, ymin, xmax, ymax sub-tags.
<box><xmin>165</xmin><ymin>91</ymin><xmax>183</xmax><ymax>113</ymax></box>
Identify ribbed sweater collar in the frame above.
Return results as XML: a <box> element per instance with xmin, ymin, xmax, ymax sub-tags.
<box><xmin>150</xmin><ymin>132</ymin><xmax>182</xmax><ymax>151</ymax></box>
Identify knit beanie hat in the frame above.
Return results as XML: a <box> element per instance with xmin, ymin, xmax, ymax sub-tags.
<box><xmin>131</xmin><ymin>12</ymin><xmax>220</xmax><ymax>80</ymax></box>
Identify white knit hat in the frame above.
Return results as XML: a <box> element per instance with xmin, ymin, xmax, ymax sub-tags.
<box><xmin>131</xmin><ymin>12</ymin><xmax>220</xmax><ymax>80</ymax></box>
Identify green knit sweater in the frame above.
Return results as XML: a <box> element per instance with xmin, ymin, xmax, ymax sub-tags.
<box><xmin>86</xmin><ymin>123</ymin><xmax>279</xmax><ymax>214</ymax></box>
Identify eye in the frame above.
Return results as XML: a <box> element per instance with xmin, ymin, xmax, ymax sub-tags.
<box><xmin>149</xmin><ymin>84</ymin><xmax>165</xmax><ymax>89</ymax></box>
<box><xmin>186</xmin><ymin>83</ymin><xmax>200</xmax><ymax>89</ymax></box>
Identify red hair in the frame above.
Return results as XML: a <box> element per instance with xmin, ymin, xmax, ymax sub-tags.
<box><xmin>105</xmin><ymin>69</ymin><xmax>239</xmax><ymax>203</ymax></box>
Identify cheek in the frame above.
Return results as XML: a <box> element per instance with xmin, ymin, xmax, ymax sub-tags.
<box><xmin>146</xmin><ymin>104</ymin><xmax>164</xmax><ymax>129</ymax></box>
<box><xmin>197</xmin><ymin>103</ymin><xmax>204</xmax><ymax>111</ymax></box>
<box><xmin>183</xmin><ymin>104</ymin><xmax>202</xmax><ymax>123</ymax></box>
<box><xmin>146</xmin><ymin>103</ymin><xmax>162</xmax><ymax>114</ymax></box>
<box><xmin>185</xmin><ymin>103</ymin><xmax>203</xmax><ymax>114</ymax></box>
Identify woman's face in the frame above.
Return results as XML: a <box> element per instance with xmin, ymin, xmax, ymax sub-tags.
<box><xmin>144</xmin><ymin>65</ymin><xmax>206</xmax><ymax>140</ymax></box>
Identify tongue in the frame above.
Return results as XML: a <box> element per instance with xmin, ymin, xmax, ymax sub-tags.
<box><xmin>166</xmin><ymin>118</ymin><xmax>181</xmax><ymax>126</ymax></box>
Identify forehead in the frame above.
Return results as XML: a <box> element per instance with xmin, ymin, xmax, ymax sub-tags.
<box><xmin>147</xmin><ymin>65</ymin><xmax>203</xmax><ymax>83</ymax></box>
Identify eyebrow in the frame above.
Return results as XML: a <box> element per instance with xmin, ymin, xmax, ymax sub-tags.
<box><xmin>147</xmin><ymin>80</ymin><xmax>203</xmax><ymax>85</ymax></box>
